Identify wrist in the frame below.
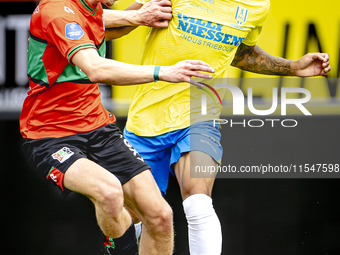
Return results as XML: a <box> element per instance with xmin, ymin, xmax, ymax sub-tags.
<box><xmin>153</xmin><ymin>66</ymin><xmax>160</xmax><ymax>82</ymax></box>
<box><xmin>290</xmin><ymin>60</ymin><xmax>299</xmax><ymax>76</ymax></box>
<box><xmin>129</xmin><ymin>10</ymin><xmax>142</xmax><ymax>26</ymax></box>
<box><xmin>157</xmin><ymin>66</ymin><xmax>168</xmax><ymax>82</ymax></box>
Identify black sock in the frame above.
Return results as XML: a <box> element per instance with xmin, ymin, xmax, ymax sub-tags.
<box><xmin>103</xmin><ymin>222</ymin><xmax>138</xmax><ymax>255</ymax></box>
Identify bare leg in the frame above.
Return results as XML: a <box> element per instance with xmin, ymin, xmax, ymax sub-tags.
<box><xmin>174</xmin><ymin>151</ymin><xmax>216</xmax><ymax>200</ymax></box>
<box><xmin>63</xmin><ymin>158</ymin><xmax>132</xmax><ymax>238</ymax></box>
<box><xmin>123</xmin><ymin>170</ymin><xmax>173</xmax><ymax>255</ymax></box>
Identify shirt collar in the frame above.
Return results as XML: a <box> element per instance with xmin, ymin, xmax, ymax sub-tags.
<box><xmin>73</xmin><ymin>0</ymin><xmax>98</xmax><ymax>16</ymax></box>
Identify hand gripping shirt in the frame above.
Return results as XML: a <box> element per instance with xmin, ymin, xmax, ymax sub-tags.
<box><xmin>126</xmin><ymin>0</ymin><xmax>270</xmax><ymax>137</ymax></box>
<box><xmin>20</xmin><ymin>0</ymin><xmax>115</xmax><ymax>139</ymax></box>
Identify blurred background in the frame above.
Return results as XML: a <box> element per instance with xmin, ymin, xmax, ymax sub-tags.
<box><xmin>1</xmin><ymin>0</ymin><xmax>340</xmax><ymax>254</ymax></box>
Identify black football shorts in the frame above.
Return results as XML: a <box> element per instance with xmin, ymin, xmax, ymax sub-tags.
<box><xmin>22</xmin><ymin>124</ymin><xmax>150</xmax><ymax>197</ymax></box>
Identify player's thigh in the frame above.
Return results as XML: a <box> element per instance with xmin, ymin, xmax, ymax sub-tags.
<box><xmin>122</xmin><ymin>170</ymin><xmax>172</xmax><ymax>225</ymax></box>
<box><xmin>172</xmin><ymin>122</ymin><xmax>222</xmax><ymax>199</ymax></box>
<box><xmin>174</xmin><ymin>151</ymin><xmax>216</xmax><ymax>200</ymax></box>
<box><xmin>64</xmin><ymin>158</ymin><xmax>123</xmax><ymax>200</ymax></box>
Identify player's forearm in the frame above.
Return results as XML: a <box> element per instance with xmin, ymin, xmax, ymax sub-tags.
<box><xmin>231</xmin><ymin>44</ymin><xmax>297</xmax><ymax>76</ymax></box>
<box><xmin>103</xmin><ymin>0</ymin><xmax>169</xmax><ymax>40</ymax></box>
<box><xmin>103</xmin><ymin>5</ymin><xmax>143</xmax><ymax>28</ymax></box>
<box><xmin>105</xmin><ymin>26</ymin><xmax>137</xmax><ymax>40</ymax></box>
<box><xmin>74</xmin><ymin>50</ymin><xmax>154</xmax><ymax>85</ymax></box>
<box><xmin>103</xmin><ymin>2</ymin><xmax>142</xmax><ymax>40</ymax></box>
<box><xmin>72</xmin><ymin>48</ymin><xmax>214</xmax><ymax>85</ymax></box>
<box><xmin>91</xmin><ymin>60</ymin><xmax>156</xmax><ymax>85</ymax></box>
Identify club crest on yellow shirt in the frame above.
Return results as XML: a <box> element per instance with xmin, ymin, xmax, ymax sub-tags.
<box><xmin>235</xmin><ymin>6</ymin><xmax>248</xmax><ymax>25</ymax></box>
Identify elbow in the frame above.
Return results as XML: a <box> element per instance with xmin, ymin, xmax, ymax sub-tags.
<box><xmin>230</xmin><ymin>59</ymin><xmax>245</xmax><ymax>70</ymax></box>
<box><xmin>86</xmin><ymin>68</ymin><xmax>102</xmax><ymax>83</ymax></box>
<box><xmin>86</xmin><ymin>68</ymin><xmax>119</xmax><ymax>85</ymax></box>
<box><xmin>83</xmin><ymin>60</ymin><xmax>106</xmax><ymax>83</ymax></box>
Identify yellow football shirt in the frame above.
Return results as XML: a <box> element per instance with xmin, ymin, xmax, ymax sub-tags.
<box><xmin>126</xmin><ymin>0</ymin><xmax>270</xmax><ymax>136</ymax></box>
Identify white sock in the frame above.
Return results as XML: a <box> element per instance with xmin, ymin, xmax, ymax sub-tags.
<box><xmin>183</xmin><ymin>194</ymin><xmax>222</xmax><ymax>255</ymax></box>
<box><xmin>134</xmin><ymin>221</ymin><xmax>142</xmax><ymax>241</ymax></box>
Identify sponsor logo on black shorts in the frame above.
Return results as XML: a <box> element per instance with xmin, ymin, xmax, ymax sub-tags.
<box><xmin>51</xmin><ymin>147</ymin><xmax>74</xmax><ymax>163</ymax></box>
<box><xmin>120</xmin><ymin>135</ymin><xmax>144</xmax><ymax>162</ymax></box>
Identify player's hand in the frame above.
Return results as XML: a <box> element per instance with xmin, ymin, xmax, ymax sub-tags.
<box><xmin>293</xmin><ymin>53</ymin><xmax>331</xmax><ymax>77</ymax></box>
<box><xmin>159</xmin><ymin>60</ymin><xmax>215</xmax><ymax>83</ymax></box>
<box><xmin>136</xmin><ymin>0</ymin><xmax>172</xmax><ymax>28</ymax></box>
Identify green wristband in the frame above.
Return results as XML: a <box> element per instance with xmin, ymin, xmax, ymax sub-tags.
<box><xmin>154</xmin><ymin>66</ymin><xmax>160</xmax><ymax>82</ymax></box>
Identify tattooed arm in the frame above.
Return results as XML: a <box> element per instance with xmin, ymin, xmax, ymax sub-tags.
<box><xmin>231</xmin><ymin>43</ymin><xmax>331</xmax><ymax>77</ymax></box>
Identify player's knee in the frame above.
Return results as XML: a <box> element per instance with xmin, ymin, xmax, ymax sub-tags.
<box><xmin>180</xmin><ymin>180</ymin><xmax>213</xmax><ymax>199</ymax></box>
<box><xmin>93</xmin><ymin>181</ymin><xmax>124</xmax><ymax>216</ymax></box>
<box><xmin>145</xmin><ymin>202</ymin><xmax>173</xmax><ymax>235</ymax></box>
<box><xmin>159</xmin><ymin>203</ymin><xmax>173</xmax><ymax>228</ymax></box>
<box><xmin>152</xmin><ymin>204</ymin><xmax>173</xmax><ymax>235</ymax></box>
<box><xmin>180</xmin><ymin>184</ymin><xmax>195</xmax><ymax>198</ymax></box>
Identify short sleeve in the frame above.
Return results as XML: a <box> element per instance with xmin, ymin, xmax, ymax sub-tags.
<box><xmin>242</xmin><ymin>5</ymin><xmax>270</xmax><ymax>46</ymax></box>
<box><xmin>42</xmin><ymin>6</ymin><xmax>96</xmax><ymax>63</ymax></box>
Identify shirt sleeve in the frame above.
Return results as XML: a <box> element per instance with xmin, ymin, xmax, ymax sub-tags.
<box><xmin>242</xmin><ymin>5</ymin><xmax>270</xmax><ymax>46</ymax></box>
<box><xmin>42</xmin><ymin>5</ymin><xmax>97</xmax><ymax>63</ymax></box>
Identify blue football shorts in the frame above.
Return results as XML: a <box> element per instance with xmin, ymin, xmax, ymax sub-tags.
<box><xmin>123</xmin><ymin>121</ymin><xmax>223</xmax><ymax>195</ymax></box>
